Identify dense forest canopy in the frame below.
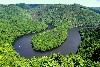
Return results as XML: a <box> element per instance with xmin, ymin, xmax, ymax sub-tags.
<box><xmin>31</xmin><ymin>4</ymin><xmax>100</xmax><ymax>51</ymax></box>
<box><xmin>89</xmin><ymin>7</ymin><xmax>100</xmax><ymax>14</ymax></box>
<box><xmin>30</xmin><ymin>4</ymin><xmax>100</xmax><ymax>27</ymax></box>
<box><xmin>0</xmin><ymin>4</ymin><xmax>100</xmax><ymax>66</ymax></box>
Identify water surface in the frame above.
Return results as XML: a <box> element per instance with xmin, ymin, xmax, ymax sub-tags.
<box><xmin>14</xmin><ymin>27</ymin><xmax>81</xmax><ymax>58</ymax></box>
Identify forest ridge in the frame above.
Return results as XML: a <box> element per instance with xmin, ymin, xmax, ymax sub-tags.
<box><xmin>0</xmin><ymin>4</ymin><xmax>100</xmax><ymax>67</ymax></box>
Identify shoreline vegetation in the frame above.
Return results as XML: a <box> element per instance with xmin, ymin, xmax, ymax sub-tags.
<box><xmin>31</xmin><ymin>26</ymin><xmax>69</xmax><ymax>51</ymax></box>
<box><xmin>0</xmin><ymin>4</ymin><xmax>100</xmax><ymax>66</ymax></box>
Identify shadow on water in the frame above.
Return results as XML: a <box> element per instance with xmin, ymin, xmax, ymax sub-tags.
<box><xmin>14</xmin><ymin>24</ymin><xmax>81</xmax><ymax>58</ymax></box>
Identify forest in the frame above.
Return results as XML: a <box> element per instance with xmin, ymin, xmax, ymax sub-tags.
<box><xmin>0</xmin><ymin>3</ymin><xmax>100</xmax><ymax>67</ymax></box>
<box><xmin>89</xmin><ymin>7</ymin><xmax>100</xmax><ymax>14</ymax></box>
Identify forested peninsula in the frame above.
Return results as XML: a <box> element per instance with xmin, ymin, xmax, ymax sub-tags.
<box><xmin>0</xmin><ymin>4</ymin><xmax>100</xmax><ymax>67</ymax></box>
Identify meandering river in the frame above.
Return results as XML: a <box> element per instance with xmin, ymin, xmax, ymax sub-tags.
<box><xmin>14</xmin><ymin>25</ymin><xmax>81</xmax><ymax>58</ymax></box>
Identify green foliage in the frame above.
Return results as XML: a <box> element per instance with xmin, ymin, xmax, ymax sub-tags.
<box><xmin>77</xmin><ymin>28</ymin><xmax>100</xmax><ymax>66</ymax></box>
<box><xmin>0</xmin><ymin>5</ymin><xmax>48</xmax><ymax>44</ymax></box>
<box><xmin>0</xmin><ymin>42</ymin><xmax>85</xmax><ymax>67</ymax></box>
<box><xmin>30</xmin><ymin>56</ymin><xmax>59</xmax><ymax>67</ymax></box>
<box><xmin>31</xmin><ymin>26</ymin><xmax>69</xmax><ymax>51</ymax></box>
<box><xmin>31</xmin><ymin>4</ymin><xmax>100</xmax><ymax>27</ymax></box>
<box><xmin>49</xmin><ymin>53</ymin><xmax>85</xmax><ymax>67</ymax></box>
<box><xmin>0</xmin><ymin>4</ymin><xmax>100</xmax><ymax>67</ymax></box>
<box><xmin>89</xmin><ymin>7</ymin><xmax>100</xmax><ymax>14</ymax></box>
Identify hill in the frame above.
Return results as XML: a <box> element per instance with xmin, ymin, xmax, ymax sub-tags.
<box><xmin>0</xmin><ymin>4</ymin><xmax>100</xmax><ymax>67</ymax></box>
<box><xmin>89</xmin><ymin>7</ymin><xmax>100</xmax><ymax>14</ymax></box>
<box><xmin>30</xmin><ymin>4</ymin><xmax>100</xmax><ymax>27</ymax></box>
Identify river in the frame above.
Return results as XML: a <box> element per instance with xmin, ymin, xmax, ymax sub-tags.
<box><xmin>14</xmin><ymin>25</ymin><xmax>81</xmax><ymax>58</ymax></box>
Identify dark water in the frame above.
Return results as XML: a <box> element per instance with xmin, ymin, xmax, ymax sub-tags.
<box><xmin>14</xmin><ymin>27</ymin><xmax>81</xmax><ymax>58</ymax></box>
